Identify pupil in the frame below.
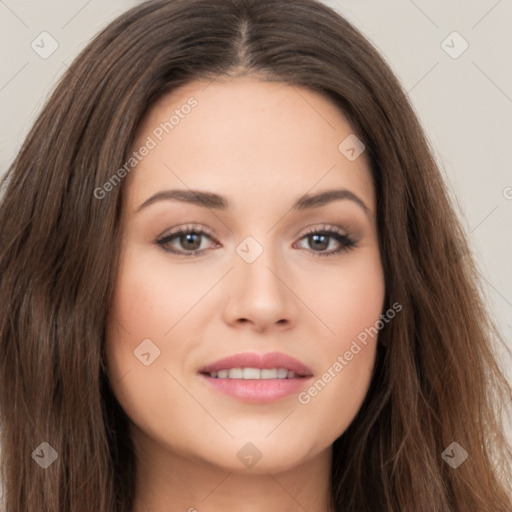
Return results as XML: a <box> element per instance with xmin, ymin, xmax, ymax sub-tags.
<box><xmin>182</xmin><ymin>233</ymin><xmax>201</xmax><ymax>250</ymax></box>
<box><xmin>311</xmin><ymin>234</ymin><xmax>328</xmax><ymax>250</ymax></box>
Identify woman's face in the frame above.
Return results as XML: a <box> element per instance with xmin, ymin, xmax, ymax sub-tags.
<box><xmin>106</xmin><ymin>77</ymin><xmax>385</xmax><ymax>473</ymax></box>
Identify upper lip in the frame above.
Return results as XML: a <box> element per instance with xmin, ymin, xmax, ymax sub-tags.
<box><xmin>199</xmin><ymin>351</ymin><xmax>313</xmax><ymax>377</ymax></box>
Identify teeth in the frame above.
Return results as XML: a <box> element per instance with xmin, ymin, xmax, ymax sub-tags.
<box><xmin>277</xmin><ymin>368</ymin><xmax>288</xmax><ymax>378</ymax></box>
<box><xmin>243</xmin><ymin>367</ymin><xmax>260</xmax><ymax>379</ymax></box>
<box><xmin>260</xmin><ymin>369</ymin><xmax>277</xmax><ymax>379</ymax></box>
<box><xmin>228</xmin><ymin>368</ymin><xmax>243</xmax><ymax>378</ymax></box>
<box><xmin>207</xmin><ymin>367</ymin><xmax>298</xmax><ymax>379</ymax></box>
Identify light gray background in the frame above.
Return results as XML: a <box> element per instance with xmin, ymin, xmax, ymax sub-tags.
<box><xmin>0</xmin><ymin>0</ymin><xmax>511</xmax><ymax>466</ymax></box>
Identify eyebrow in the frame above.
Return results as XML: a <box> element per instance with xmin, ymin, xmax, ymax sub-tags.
<box><xmin>136</xmin><ymin>188</ymin><xmax>372</xmax><ymax>217</ymax></box>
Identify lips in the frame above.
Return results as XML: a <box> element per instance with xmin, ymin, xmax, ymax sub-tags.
<box><xmin>198</xmin><ymin>351</ymin><xmax>314</xmax><ymax>403</ymax></box>
<box><xmin>198</xmin><ymin>351</ymin><xmax>313</xmax><ymax>377</ymax></box>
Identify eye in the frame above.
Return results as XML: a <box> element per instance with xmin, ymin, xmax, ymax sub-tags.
<box><xmin>155</xmin><ymin>224</ymin><xmax>358</xmax><ymax>257</ymax></box>
<box><xmin>155</xmin><ymin>224</ymin><xmax>218</xmax><ymax>257</ymax></box>
<box><xmin>294</xmin><ymin>225</ymin><xmax>358</xmax><ymax>257</ymax></box>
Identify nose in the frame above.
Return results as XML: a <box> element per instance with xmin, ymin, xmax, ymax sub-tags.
<box><xmin>222</xmin><ymin>242</ymin><xmax>299</xmax><ymax>332</ymax></box>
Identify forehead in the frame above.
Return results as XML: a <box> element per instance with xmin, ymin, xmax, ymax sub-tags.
<box><xmin>124</xmin><ymin>77</ymin><xmax>374</xmax><ymax>216</ymax></box>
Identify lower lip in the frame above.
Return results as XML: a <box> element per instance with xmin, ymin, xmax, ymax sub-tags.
<box><xmin>199</xmin><ymin>374</ymin><xmax>312</xmax><ymax>403</ymax></box>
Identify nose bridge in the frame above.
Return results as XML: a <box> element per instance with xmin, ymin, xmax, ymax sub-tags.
<box><xmin>234</xmin><ymin>233</ymin><xmax>284</xmax><ymax>294</ymax></box>
<box><xmin>223</xmin><ymin>231</ymin><xmax>297</xmax><ymax>329</ymax></box>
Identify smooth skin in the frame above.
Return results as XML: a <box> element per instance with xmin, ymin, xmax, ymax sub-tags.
<box><xmin>105</xmin><ymin>77</ymin><xmax>385</xmax><ymax>512</ymax></box>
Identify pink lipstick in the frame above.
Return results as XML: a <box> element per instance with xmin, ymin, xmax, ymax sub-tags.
<box><xmin>198</xmin><ymin>351</ymin><xmax>313</xmax><ymax>403</ymax></box>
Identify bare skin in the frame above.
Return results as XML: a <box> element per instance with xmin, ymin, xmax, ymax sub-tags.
<box><xmin>105</xmin><ymin>77</ymin><xmax>385</xmax><ymax>512</ymax></box>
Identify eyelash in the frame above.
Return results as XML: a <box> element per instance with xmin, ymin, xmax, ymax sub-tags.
<box><xmin>155</xmin><ymin>223</ymin><xmax>358</xmax><ymax>258</ymax></box>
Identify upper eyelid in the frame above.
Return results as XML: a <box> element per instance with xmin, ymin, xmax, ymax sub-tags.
<box><xmin>158</xmin><ymin>223</ymin><xmax>349</xmax><ymax>240</ymax></box>
<box><xmin>155</xmin><ymin>223</ymin><xmax>360</xmax><ymax>261</ymax></box>
<box><xmin>157</xmin><ymin>224</ymin><xmax>353</xmax><ymax>251</ymax></box>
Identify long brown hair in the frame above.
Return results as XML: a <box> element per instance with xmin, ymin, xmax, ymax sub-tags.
<box><xmin>1</xmin><ymin>0</ymin><xmax>511</xmax><ymax>510</ymax></box>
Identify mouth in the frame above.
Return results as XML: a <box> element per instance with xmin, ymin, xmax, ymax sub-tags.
<box><xmin>197</xmin><ymin>351</ymin><xmax>313</xmax><ymax>403</ymax></box>
<box><xmin>200</xmin><ymin>367</ymin><xmax>306</xmax><ymax>379</ymax></box>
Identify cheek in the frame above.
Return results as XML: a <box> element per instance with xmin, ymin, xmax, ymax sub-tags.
<box><xmin>295</xmin><ymin>250</ymin><xmax>384</xmax><ymax>437</ymax></box>
<box><xmin>104</xmin><ymin>251</ymin><xmax>186</xmax><ymax>416</ymax></box>
<box><xmin>109</xmin><ymin>250</ymin><xmax>201</xmax><ymax>338</ymax></box>
<box><xmin>106</xmin><ymin>243</ymin><xmax>218</xmax><ymax>364</ymax></box>
<box><xmin>306</xmin><ymin>247</ymin><xmax>385</xmax><ymax>343</ymax></box>
<box><xmin>104</xmin><ymin>246</ymin><xmax>226</xmax><ymax>427</ymax></box>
